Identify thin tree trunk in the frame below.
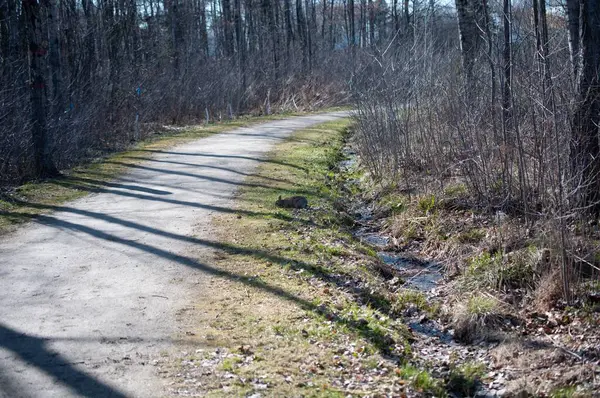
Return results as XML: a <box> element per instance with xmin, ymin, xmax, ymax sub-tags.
<box><xmin>566</xmin><ymin>0</ymin><xmax>581</xmax><ymax>84</ymax></box>
<box><xmin>296</xmin><ymin>0</ymin><xmax>308</xmax><ymax>70</ymax></box>
<box><xmin>234</xmin><ymin>0</ymin><xmax>246</xmax><ymax>88</ymax></box>
<box><xmin>368</xmin><ymin>0</ymin><xmax>375</xmax><ymax>46</ymax></box>
<box><xmin>284</xmin><ymin>0</ymin><xmax>294</xmax><ymax>59</ymax></box>
<box><xmin>199</xmin><ymin>0</ymin><xmax>209</xmax><ymax>56</ymax></box>
<box><xmin>348</xmin><ymin>0</ymin><xmax>355</xmax><ymax>47</ymax></box>
<box><xmin>482</xmin><ymin>0</ymin><xmax>497</xmax><ymax>140</ymax></box>
<box><xmin>502</xmin><ymin>0</ymin><xmax>511</xmax><ymax>125</ymax></box>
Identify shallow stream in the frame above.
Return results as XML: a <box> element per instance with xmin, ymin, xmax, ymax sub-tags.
<box><xmin>339</xmin><ymin>148</ymin><xmax>500</xmax><ymax>397</ymax></box>
<box><xmin>339</xmin><ymin>148</ymin><xmax>443</xmax><ymax>292</ymax></box>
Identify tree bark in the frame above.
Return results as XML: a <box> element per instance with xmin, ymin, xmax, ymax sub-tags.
<box><xmin>23</xmin><ymin>0</ymin><xmax>59</xmax><ymax>178</ymax></box>
<box><xmin>221</xmin><ymin>0</ymin><xmax>234</xmax><ymax>56</ymax></box>
<box><xmin>234</xmin><ymin>0</ymin><xmax>246</xmax><ymax>87</ymax></box>
<box><xmin>348</xmin><ymin>0</ymin><xmax>355</xmax><ymax>47</ymax></box>
<box><xmin>296</xmin><ymin>0</ymin><xmax>308</xmax><ymax>70</ymax></box>
<box><xmin>45</xmin><ymin>0</ymin><xmax>64</xmax><ymax>119</ymax></box>
<box><xmin>570</xmin><ymin>0</ymin><xmax>600</xmax><ymax>214</ymax></box>
<box><xmin>502</xmin><ymin>0</ymin><xmax>511</xmax><ymax>125</ymax></box>
<box><xmin>368</xmin><ymin>0</ymin><xmax>375</xmax><ymax>46</ymax></box>
<box><xmin>455</xmin><ymin>0</ymin><xmax>486</xmax><ymax>98</ymax></box>
<box><xmin>566</xmin><ymin>0</ymin><xmax>581</xmax><ymax>83</ymax></box>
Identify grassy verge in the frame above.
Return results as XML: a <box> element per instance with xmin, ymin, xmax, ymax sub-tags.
<box><xmin>0</xmin><ymin>113</ymin><xmax>302</xmax><ymax>235</ymax></box>
<box><xmin>165</xmin><ymin>120</ymin><xmax>451</xmax><ymax>396</ymax></box>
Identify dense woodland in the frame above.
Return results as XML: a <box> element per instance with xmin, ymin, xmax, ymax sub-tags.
<box><xmin>1</xmin><ymin>0</ymin><xmax>600</xmax><ymax>296</ymax></box>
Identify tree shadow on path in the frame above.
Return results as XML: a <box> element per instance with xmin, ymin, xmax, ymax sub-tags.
<box><xmin>135</xmin><ymin>150</ymin><xmax>308</xmax><ymax>172</ymax></box>
<box><xmin>0</xmin><ymin>323</ymin><xmax>128</xmax><ymax>398</ymax></box>
<box><xmin>117</xmin><ymin>156</ymin><xmax>290</xmax><ymax>184</ymax></box>
<box><xmin>5</xmin><ymin>207</ymin><xmax>400</xmax><ymax>357</ymax></box>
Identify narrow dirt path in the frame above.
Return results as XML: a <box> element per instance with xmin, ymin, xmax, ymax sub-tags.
<box><xmin>0</xmin><ymin>112</ymin><xmax>348</xmax><ymax>398</ymax></box>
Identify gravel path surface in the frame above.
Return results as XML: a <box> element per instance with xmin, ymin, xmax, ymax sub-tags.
<box><xmin>0</xmin><ymin>112</ymin><xmax>347</xmax><ymax>398</ymax></box>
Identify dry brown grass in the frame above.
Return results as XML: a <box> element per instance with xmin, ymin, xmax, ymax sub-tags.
<box><xmin>532</xmin><ymin>269</ymin><xmax>566</xmax><ymax>311</ymax></box>
<box><xmin>490</xmin><ymin>340</ymin><xmax>596</xmax><ymax>397</ymax></box>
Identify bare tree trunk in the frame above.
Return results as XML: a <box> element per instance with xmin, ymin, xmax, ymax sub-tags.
<box><xmin>305</xmin><ymin>0</ymin><xmax>313</xmax><ymax>70</ymax></box>
<box><xmin>296</xmin><ymin>0</ymin><xmax>308</xmax><ymax>70</ymax></box>
<box><xmin>284</xmin><ymin>0</ymin><xmax>294</xmax><ymax>59</ymax></box>
<box><xmin>222</xmin><ymin>0</ymin><xmax>234</xmax><ymax>56</ymax></box>
<box><xmin>368</xmin><ymin>0</ymin><xmax>375</xmax><ymax>46</ymax></box>
<box><xmin>403</xmin><ymin>0</ymin><xmax>409</xmax><ymax>33</ymax></box>
<box><xmin>23</xmin><ymin>0</ymin><xmax>59</xmax><ymax>178</ymax></box>
<box><xmin>234</xmin><ymin>0</ymin><xmax>246</xmax><ymax>88</ymax></box>
<box><xmin>81</xmin><ymin>0</ymin><xmax>96</xmax><ymax>86</ymax></box>
<box><xmin>45</xmin><ymin>0</ymin><xmax>64</xmax><ymax>119</ymax></box>
<box><xmin>348</xmin><ymin>0</ymin><xmax>355</xmax><ymax>47</ymax></box>
<box><xmin>502</xmin><ymin>0</ymin><xmax>511</xmax><ymax>125</ymax></box>
<box><xmin>329</xmin><ymin>0</ymin><xmax>335</xmax><ymax>50</ymax></box>
<box><xmin>570</xmin><ymin>0</ymin><xmax>600</xmax><ymax>215</ymax></box>
<box><xmin>0</xmin><ymin>1</ymin><xmax>10</xmax><ymax>68</ymax></box>
<box><xmin>245</xmin><ymin>0</ymin><xmax>256</xmax><ymax>54</ymax></box>
<box><xmin>266</xmin><ymin>0</ymin><xmax>280</xmax><ymax>75</ymax></box>
<box><xmin>566</xmin><ymin>0</ymin><xmax>581</xmax><ymax>83</ymax></box>
<box><xmin>199</xmin><ymin>0</ymin><xmax>209</xmax><ymax>56</ymax></box>
<box><xmin>482</xmin><ymin>0</ymin><xmax>497</xmax><ymax>139</ymax></box>
<box><xmin>455</xmin><ymin>0</ymin><xmax>486</xmax><ymax>98</ymax></box>
<box><xmin>392</xmin><ymin>0</ymin><xmax>399</xmax><ymax>33</ymax></box>
<box><xmin>321</xmin><ymin>0</ymin><xmax>327</xmax><ymax>40</ymax></box>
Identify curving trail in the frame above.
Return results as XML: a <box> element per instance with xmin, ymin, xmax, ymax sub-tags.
<box><xmin>0</xmin><ymin>112</ymin><xmax>348</xmax><ymax>398</ymax></box>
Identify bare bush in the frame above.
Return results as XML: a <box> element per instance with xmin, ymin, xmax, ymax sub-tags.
<box><xmin>351</xmin><ymin>1</ymin><xmax>600</xmax><ymax>301</ymax></box>
<box><xmin>0</xmin><ymin>0</ymin><xmax>354</xmax><ymax>185</ymax></box>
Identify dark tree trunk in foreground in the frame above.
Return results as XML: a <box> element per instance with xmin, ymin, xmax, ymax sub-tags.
<box><xmin>23</xmin><ymin>0</ymin><xmax>59</xmax><ymax>178</ymax></box>
<box><xmin>570</xmin><ymin>0</ymin><xmax>600</xmax><ymax>214</ymax></box>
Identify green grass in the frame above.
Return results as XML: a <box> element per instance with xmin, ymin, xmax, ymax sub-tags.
<box><xmin>443</xmin><ymin>183</ymin><xmax>467</xmax><ymax>197</ymax></box>
<box><xmin>377</xmin><ymin>191</ymin><xmax>407</xmax><ymax>216</ymax></box>
<box><xmin>417</xmin><ymin>194</ymin><xmax>437</xmax><ymax>215</ymax></box>
<box><xmin>457</xmin><ymin>228</ymin><xmax>486</xmax><ymax>244</ymax></box>
<box><xmin>550</xmin><ymin>386</ymin><xmax>578</xmax><ymax>398</ymax></box>
<box><xmin>220</xmin><ymin>357</ymin><xmax>240</xmax><ymax>372</ymax></box>
<box><xmin>460</xmin><ymin>248</ymin><xmax>540</xmax><ymax>291</ymax></box>
<box><xmin>397</xmin><ymin>365</ymin><xmax>446</xmax><ymax>396</ymax></box>
<box><xmin>395</xmin><ymin>290</ymin><xmax>427</xmax><ymax>311</ymax></box>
